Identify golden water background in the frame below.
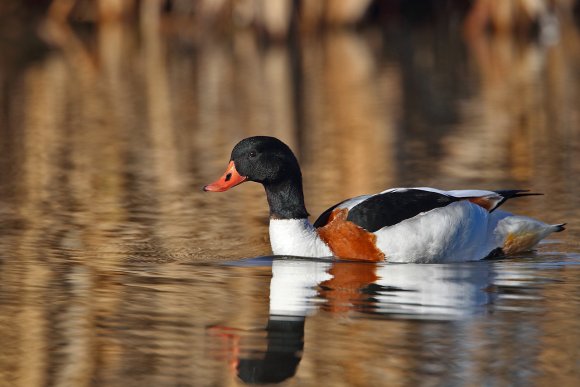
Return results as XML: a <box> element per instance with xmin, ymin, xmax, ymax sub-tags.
<box><xmin>1</xmin><ymin>4</ymin><xmax>580</xmax><ymax>387</ymax></box>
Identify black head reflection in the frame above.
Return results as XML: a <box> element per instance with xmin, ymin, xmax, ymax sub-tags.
<box><xmin>237</xmin><ymin>316</ymin><xmax>305</xmax><ymax>384</ymax></box>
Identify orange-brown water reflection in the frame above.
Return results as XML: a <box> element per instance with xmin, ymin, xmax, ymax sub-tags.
<box><xmin>0</xmin><ymin>10</ymin><xmax>579</xmax><ymax>387</ymax></box>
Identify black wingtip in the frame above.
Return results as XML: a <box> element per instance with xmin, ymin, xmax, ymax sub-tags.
<box><xmin>490</xmin><ymin>190</ymin><xmax>544</xmax><ymax>212</ymax></box>
<box><xmin>495</xmin><ymin>189</ymin><xmax>544</xmax><ymax>198</ymax></box>
<box><xmin>516</xmin><ymin>192</ymin><xmax>544</xmax><ymax>197</ymax></box>
<box><xmin>553</xmin><ymin>223</ymin><xmax>566</xmax><ymax>232</ymax></box>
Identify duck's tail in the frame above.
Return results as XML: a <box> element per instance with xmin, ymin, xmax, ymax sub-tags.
<box><xmin>496</xmin><ymin>217</ymin><xmax>566</xmax><ymax>255</ymax></box>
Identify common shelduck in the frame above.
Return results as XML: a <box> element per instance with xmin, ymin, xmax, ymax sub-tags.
<box><xmin>204</xmin><ymin>136</ymin><xmax>565</xmax><ymax>262</ymax></box>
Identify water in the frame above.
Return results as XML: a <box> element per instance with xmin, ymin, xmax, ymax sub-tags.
<box><xmin>1</xmin><ymin>7</ymin><xmax>580</xmax><ymax>387</ymax></box>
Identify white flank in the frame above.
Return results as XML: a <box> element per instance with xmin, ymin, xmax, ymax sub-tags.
<box><xmin>269</xmin><ymin>218</ymin><xmax>332</xmax><ymax>257</ymax></box>
<box><xmin>374</xmin><ymin>203</ymin><xmax>560</xmax><ymax>263</ymax></box>
<box><xmin>375</xmin><ymin>201</ymin><xmax>491</xmax><ymax>263</ymax></box>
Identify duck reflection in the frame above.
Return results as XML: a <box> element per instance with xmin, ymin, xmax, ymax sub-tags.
<box><xmin>214</xmin><ymin>258</ymin><xmax>495</xmax><ymax>384</ymax></box>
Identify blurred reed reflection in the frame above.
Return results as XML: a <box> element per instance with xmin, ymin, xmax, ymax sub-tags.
<box><xmin>0</xmin><ymin>3</ymin><xmax>579</xmax><ymax>387</ymax></box>
<box><xmin>1</xmin><ymin>5</ymin><xmax>579</xmax><ymax>261</ymax></box>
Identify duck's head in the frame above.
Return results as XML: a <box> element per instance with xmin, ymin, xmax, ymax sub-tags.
<box><xmin>203</xmin><ymin>136</ymin><xmax>302</xmax><ymax>192</ymax></box>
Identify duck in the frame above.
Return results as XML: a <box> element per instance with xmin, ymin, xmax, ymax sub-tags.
<box><xmin>203</xmin><ymin>136</ymin><xmax>565</xmax><ymax>263</ymax></box>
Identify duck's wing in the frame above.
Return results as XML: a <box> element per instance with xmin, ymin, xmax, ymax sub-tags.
<box><xmin>344</xmin><ymin>189</ymin><xmax>459</xmax><ymax>232</ymax></box>
<box><xmin>314</xmin><ymin>188</ymin><xmax>542</xmax><ymax>233</ymax></box>
<box><xmin>313</xmin><ymin>189</ymin><xmax>457</xmax><ymax>232</ymax></box>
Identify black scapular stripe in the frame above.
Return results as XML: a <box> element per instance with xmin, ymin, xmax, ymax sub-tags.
<box><xmin>345</xmin><ymin>189</ymin><xmax>459</xmax><ymax>232</ymax></box>
<box><xmin>313</xmin><ymin>198</ymin><xmax>351</xmax><ymax>228</ymax></box>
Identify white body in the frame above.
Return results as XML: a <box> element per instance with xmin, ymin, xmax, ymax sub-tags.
<box><xmin>269</xmin><ymin>188</ymin><xmax>562</xmax><ymax>263</ymax></box>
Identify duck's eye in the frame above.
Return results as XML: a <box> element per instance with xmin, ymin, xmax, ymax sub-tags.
<box><xmin>249</xmin><ymin>151</ymin><xmax>257</xmax><ymax>158</ymax></box>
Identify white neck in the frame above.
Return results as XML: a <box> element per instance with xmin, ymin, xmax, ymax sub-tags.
<box><xmin>269</xmin><ymin>218</ymin><xmax>333</xmax><ymax>257</ymax></box>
